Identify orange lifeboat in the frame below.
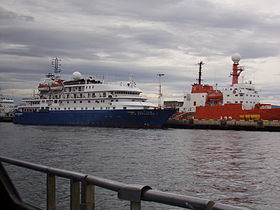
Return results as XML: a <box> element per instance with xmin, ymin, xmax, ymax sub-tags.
<box><xmin>38</xmin><ymin>83</ymin><xmax>49</xmax><ymax>91</ymax></box>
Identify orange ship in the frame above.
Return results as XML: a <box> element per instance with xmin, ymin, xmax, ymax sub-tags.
<box><xmin>178</xmin><ymin>54</ymin><xmax>280</xmax><ymax>120</ymax></box>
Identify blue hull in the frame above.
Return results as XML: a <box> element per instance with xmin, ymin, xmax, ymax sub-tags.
<box><xmin>13</xmin><ymin>109</ymin><xmax>176</xmax><ymax>128</ymax></box>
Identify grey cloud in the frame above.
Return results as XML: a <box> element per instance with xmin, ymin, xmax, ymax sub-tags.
<box><xmin>0</xmin><ymin>7</ymin><xmax>34</xmax><ymax>22</ymax></box>
<box><xmin>68</xmin><ymin>0</ymin><xmax>262</xmax><ymax>29</ymax></box>
<box><xmin>236</xmin><ymin>42</ymin><xmax>280</xmax><ymax>59</ymax></box>
<box><xmin>1</xmin><ymin>0</ymin><xmax>280</xmax><ymax>103</ymax></box>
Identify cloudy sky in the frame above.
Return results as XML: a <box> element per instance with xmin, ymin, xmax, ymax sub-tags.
<box><xmin>1</xmin><ymin>0</ymin><xmax>280</xmax><ymax>105</ymax></box>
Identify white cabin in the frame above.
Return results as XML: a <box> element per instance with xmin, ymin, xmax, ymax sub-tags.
<box><xmin>222</xmin><ymin>81</ymin><xmax>260</xmax><ymax>110</ymax></box>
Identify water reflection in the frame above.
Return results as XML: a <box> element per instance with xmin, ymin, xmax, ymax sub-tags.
<box><xmin>1</xmin><ymin>123</ymin><xmax>280</xmax><ymax>209</ymax></box>
<box><xmin>186</xmin><ymin>130</ymin><xmax>266</xmax><ymax>207</ymax></box>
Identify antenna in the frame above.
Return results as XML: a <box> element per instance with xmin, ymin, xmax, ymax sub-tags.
<box><xmin>129</xmin><ymin>73</ymin><xmax>134</xmax><ymax>82</ymax></box>
<box><xmin>197</xmin><ymin>61</ymin><xmax>204</xmax><ymax>85</ymax></box>
<box><xmin>129</xmin><ymin>73</ymin><xmax>135</xmax><ymax>87</ymax></box>
<box><xmin>157</xmin><ymin>73</ymin><xmax>165</xmax><ymax>108</ymax></box>
<box><xmin>52</xmin><ymin>57</ymin><xmax>62</xmax><ymax>74</ymax></box>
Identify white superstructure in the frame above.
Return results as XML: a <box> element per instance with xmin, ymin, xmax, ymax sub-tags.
<box><xmin>222</xmin><ymin>54</ymin><xmax>260</xmax><ymax>110</ymax></box>
<box><xmin>0</xmin><ymin>95</ymin><xmax>15</xmax><ymax>117</ymax></box>
<box><xmin>179</xmin><ymin>54</ymin><xmax>261</xmax><ymax>113</ymax></box>
<box><xmin>18</xmin><ymin>71</ymin><xmax>156</xmax><ymax>112</ymax></box>
<box><xmin>222</xmin><ymin>81</ymin><xmax>260</xmax><ymax>110</ymax></box>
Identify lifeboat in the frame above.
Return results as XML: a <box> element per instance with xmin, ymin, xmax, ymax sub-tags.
<box><xmin>38</xmin><ymin>83</ymin><xmax>49</xmax><ymax>91</ymax></box>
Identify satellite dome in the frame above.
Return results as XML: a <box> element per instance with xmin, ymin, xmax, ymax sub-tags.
<box><xmin>231</xmin><ymin>53</ymin><xmax>241</xmax><ymax>63</ymax></box>
<box><xmin>72</xmin><ymin>71</ymin><xmax>82</xmax><ymax>80</ymax></box>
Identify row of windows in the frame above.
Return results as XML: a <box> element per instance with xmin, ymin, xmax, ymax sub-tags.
<box><xmin>49</xmin><ymin>107</ymin><xmax>129</xmax><ymax>111</ymax></box>
<box><xmin>21</xmin><ymin>108</ymin><xmax>38</xmax><ymax>112</ymax></box>
<box><xmin>226</xmin><ymin>101</ymin><xmax>256</xmax><ymax>104</ymax></box>
<box><xmin>226</xmin><ymin>94</ymin><xmax>259</xmax><ymax>97</ymax></box>
<box><xmin>30</xmin><ymin>98</ymin><xmax>143</xmax><ymax>106</ymax></box>
<box><xmin>67</xmin><ymin>100</ymin><xmax>112</xmax><ymax>104</ymax></box>
<box><xmin>42</xmin><ymin>91</ymin><xmax>139</xmax><ymax>101</ymax></box>
<box><xmin>66</xmin><ymin>92</ymin><xmax>106</xmax><ymax>98</ymax></box>
<box><xmin>22</xmin><ymin>106</ymin><xmax>129</xmax><ymax>112</ymax></box>
<box><xmin>226</xmin><ymin>87</ymin><xmax>255</xmax><ymax>91</ymax></box>
<box><xmin>66</xmin><ymin>87</ymin><xmax>83</xmax><ymax>92</ymax></box>
<box><xmin>64</xmin><ymin>88</ymin><xmax>138</xmax><ymax>95</ymax></box>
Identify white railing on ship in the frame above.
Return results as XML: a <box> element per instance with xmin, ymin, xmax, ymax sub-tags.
<box><xmin>0</xmin><ymin>156</ymin><xmax>250</xmax><ymax>210</ymax></box>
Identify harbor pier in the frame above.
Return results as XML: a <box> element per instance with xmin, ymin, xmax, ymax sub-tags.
<box><xmin>165</xmin><ymin>119</ymin><xmax>280</xmax><ymax>131</ymax></box>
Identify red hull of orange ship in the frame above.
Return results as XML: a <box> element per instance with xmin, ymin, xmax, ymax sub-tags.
<box><xmin>195</xmin><ymin>103</ymin><xmax>280</xmax><ymax>120</ymax></box>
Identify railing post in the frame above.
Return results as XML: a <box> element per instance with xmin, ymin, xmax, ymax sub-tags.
<box><xmin>131</xmin><ymin>201</ymin><xmax>141</xmax><ymax>210</ymax></box>
<box><xmin>47</xmin><ymin>173</ymin><xmax>56</xmax><ymax>210</ymax></box>
<box><xmin>70</xmin><ymin>179</ymin><xmax>80</xmax><ymax>210</ymax></box>
<box><xmin>81</xmin><ymin>181</ymin><xmax>95</xmax><ymax>210</ymax></box>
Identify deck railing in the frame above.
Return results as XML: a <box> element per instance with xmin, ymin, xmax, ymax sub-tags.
<box><xmin>0</xmin><ymin>156</ymin><xmax>250</xmax><ymax>210</ymax></box>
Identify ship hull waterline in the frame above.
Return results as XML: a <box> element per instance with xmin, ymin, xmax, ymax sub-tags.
<box><xmin>13</xmin><ymin>109</ymin><xmax>176</xmax><ymax>128</ymax></box>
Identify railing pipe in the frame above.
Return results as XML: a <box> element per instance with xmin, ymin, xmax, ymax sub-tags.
<box><xmin>0</xmin><ymin>156</ymin><xmax>250</xmax><ymax>210</ymax></box>
<box><xmin>142</xmin><ymin>190</ymin><xmax>207</xmax><ymax>209</ymax></box>
<box><xmin>0</xmin><ymin>156</ymin><xmax>125</xmax><ymax>190</ymax></box>
<box><xmin>142</xmin><ymin>190</ymin><xmax>248</xmax><ymax>210</ymax></box>
<box><xmin>86</xmin><ymin>175</ymin><xmax>126</xmax><ymax>192</ymax></box>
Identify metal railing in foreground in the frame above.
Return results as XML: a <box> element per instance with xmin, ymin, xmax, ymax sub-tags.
<box><xmin>0</xmin><ymin>156</ymin><xmax>250</xmax><ymax>210</ymax></box>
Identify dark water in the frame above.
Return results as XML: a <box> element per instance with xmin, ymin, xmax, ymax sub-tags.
<box><xmin>0</xmin><ymin>122</ymin><xmax>280</xmax><ymax>210</ymax></box>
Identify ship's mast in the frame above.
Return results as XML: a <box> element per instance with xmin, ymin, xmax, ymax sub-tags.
<box><xmin>231</xmin><ymin>54</ymin><xmax>243</xmax><ymax>85</ymax></box>
<box><xmin>197</xmin><ymin>61</ymin><xmax>204</xmax><ymax>85</ymax></box>
<box><xmin>52</xmin><ymin>57</ymin><xmax>62</xmax><ymax>74</ymax></box>
<box><xmin>157</xmin><ymin>73</ymin><xmax>165</xmax><ymax>108</ymax></box>
<box><xmin>51</xmin><ymin>57</ymin><xmax>62</xmax><ymax>80</ymax></box>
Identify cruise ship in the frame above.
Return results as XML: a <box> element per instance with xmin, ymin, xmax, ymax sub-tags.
<box><xmin>13</xmin><ymin>58</ymin><xmax>175</xmax><ymax>128</ymax></box>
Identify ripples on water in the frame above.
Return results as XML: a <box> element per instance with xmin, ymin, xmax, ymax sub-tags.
<box><xmin>1</xmin><ymin>123</ymin><xmax>280</xmax><ymax>209</ymax></box>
